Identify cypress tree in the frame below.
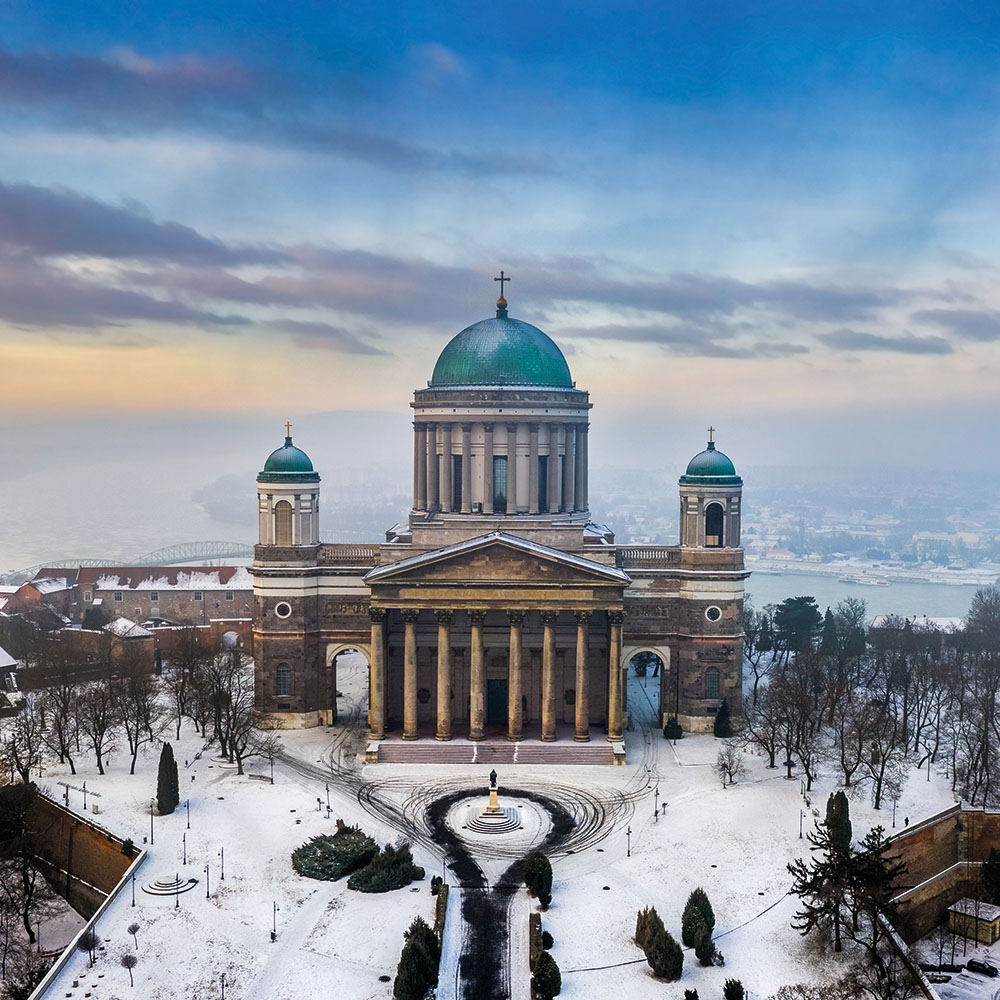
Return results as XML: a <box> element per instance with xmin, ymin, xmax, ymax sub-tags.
<box><xmin>693</xmin><ymin>924</ymin><xmax>716</xmax><ymax>966</ymax></box>
<box><xmin>524</xmin><ymin>851</ymin><xmax>553</xmax><ymax>908</ymax></box>
<box><xmin>393</xmin><ymin>917</ymin><xmax>439</xmax><ymax>1000</ymax></box>
<box><xmin>156</xmin><ymin>743</ymin><xmax>179</xmax><ymax>815</ymax></box>
<box><xmin>532</xmin><ymin>951</ymin><xmax>562</xmax><ymax>999</ymax></box>
<box><xmin>820</xmin><ymin>608</ymin><xmax>838</xmax><ymax>655</ymax></box>
<box><xmin>724</xmin><ymin>979</ymin><xmax>745</xmax><ymax>1000</ymax></box>
<box><xmin>982</xmin><ymin>847</ymin><xmax>1000</xmax><ymax>905</ymax></box>
<box><xmin>713</xmin><ymin>698</ymin><xmax>732</xmax><ymax>738</ymax></box>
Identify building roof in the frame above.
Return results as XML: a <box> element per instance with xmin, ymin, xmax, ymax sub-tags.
<box><xmin>103</xmin><ymin>617</ymin><xmax>153</xmax><ymax>638</ymax></box>
<box><xmin>948</xmin><ymin>898</ymin><xmax>1000</xmax><ymax>923</ymax></box>
<box><xmin>32</xmin><ymin>568</ymin><xmax>80</xmax><ymax>586</ymax></box>
<box><xmin>259</xmin><ymin>434</ymin><xmax>320</xmax><ymax>483</ymax></box>
<box><xmin>429</xmin><ymin>305</ymin><xmax>574</xmax><ymax>388</ymax></box>
<box><xmin>79</xmin><ymin>566</ymin><xmax>253</xmax><ymax>591</ymax></box>
<box><xmin>0</xmin><ymin>645</ymin><xmax>15</xmax><ymax>670</ymax></box>
<box><xmin>680</xmin><ymin>440</ymin><xmax>742</xmax><ymax>486</ymax></box>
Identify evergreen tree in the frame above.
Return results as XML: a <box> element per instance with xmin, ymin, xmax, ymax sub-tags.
<box><xmin>820</xmin><ymin>608</ymin><xmax>838</xmax><ymax>655</ymax></box>
<box><xmin>687</xmin><ymin>887</ymin><xmax>716</xmax><ymax>935</ymax></box>
<box><xmin>723</xmin><ymin>979</ymin><xmax>745</xmax><ymax>1000</ymax></box>
<box><xmin>693</xmin><ymin>923</ymin><xmax>716</xmax><ymax>966</ymax></box>
<box><xmin>393</xmin><ymin>916</ymin><xmax>439</xmax><ymax>1000</ymax></box>
<box><xmin>787</xmin><ymin>792</ymin><xmax>854</xmax><ymax>952</ymax></box>
<box><xmin>645</xmin><ymin>925</ymin><xmax>683</xmax><ymax>981</ymax></box>
<box><xmin>532</xmin><ymin>951</ymin><xmax>562</xmax><ymax>999</ymax></box>
<box><xmin>848</xmin><ymin>826</ymin><xmax>907</xmax><ymax>977</ymax></box>
<box><xmin>156</xmin><ymin>743</ymin><xmax>179</xmax><ymax>815</ymax></box>
<box><xmin>713</xmin><ymin>698</ymin><xmax>733</xmax><ymax>738</ymax></box>
<box><xmin>983</xmin><ymin>847</ymin><xmax>1000</xmax><ymax>905</ymax></box>
<box><xmin>774</xmin><ymin>596</ymin><xmax>823</xmax><ymax>653</ymax></box>
<box><xmin>682</xmin><ymin>904</ymin><xmax>706</xmax><ymax>948</ymax></box>
<box><xmin>524</xmin><ymin>851</ymin><xmax>553</xmax><ymax>908</ymax></box>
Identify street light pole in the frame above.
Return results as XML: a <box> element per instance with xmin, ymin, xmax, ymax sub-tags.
<box><xmin>654</xmin><ymin>786</ymin><xmax>659</xmax><ymax>822</ymax></box>
<box><xmin>204</xmin><ymin>863</ymin><xmax>210</xmax><ymax>899</ymax></box>
<box><xmin>150</xmin><ymin>800</ymin><xmax>154</xmax><ymax>845</ymax></box>
<box><xmin>626</xmin><ymin>826</ymin><xmax>632</xmax><ymax>857</ymax></box>
<box><xmin>131</xmin><ymin>874</ymin><xmax>136</xmax><ymax>906</ymax></box>
<box><xmin>186</xmin><ymin>799</ymin><xmax>190</xmax><ymax>829</ymax></box>
<box><xmin>270</xmin><ymin>756</ymin><xmax>274</xmax><ymax>785</ymax></box>
<box><xmin>175</xmin><ymin>873</ymin><xmax>180</xmax><ymax>909</ymax></box>
<box><xmin>221</xmin><ymin>973</ymin><xmax>226</xmax><ymax>1000</ymax></box>
<box><xmin>272</xmin><ymin>901</ymin><xmax>280</xmax><ymax>942</ymax></box>
<box><xmin>799</xmin><ymin>809</ymin><xmax>804</xmax><ymax>839</ymax></box>
<box><xmin>219</xmin><ymin>847</ymin><xmax>225</xmax><ymax>880</ymax></box>
<box><xmin>183</xmin><ymin>832</ymin><xmax>187</xmax><ymax>865</ymax></box>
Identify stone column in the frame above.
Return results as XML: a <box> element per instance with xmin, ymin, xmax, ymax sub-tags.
<box><xmin>483</xmin><ymin>423</ymin><xmax>494</xmax><ymax>515</ymax></box>
<box><xmin>506</xmin><ymin>423</ymin><xmax>518</xmax><ymax>514</ymax></box>
<box><xmin>440</xmin><ymin>423</ymin><xmax>453</xmax><ymax>513</ymax></box>
<box><xmin>402</xmin><ymin>610</ymin><xmax>420</xmax><ymax>740</ymax></box>
<box><xmin>506</xmin><ymin>610</ymin><xmax>524</xmax><ymax>741</ymax></box>
<box><xmin>413</xmin><ymin>423</ymin><xmax>426</xmax><ymax>511</ymax></box>
<box><xmin>607</xmin><ymin>609</ymin><xmax>625</xmax><ymax>742</ymax></box>
<box><xmin>468</xmin><ymin>610</ymin><xmax>487</xmax><ymax>741</ymax></box>
<box><xmin>461</xmin><ymin>423</ymin><xmax>472</xmax><ymax>513</ymax></box>
<box><xmin>562</xmin><ymin>424</ymin><xmax>575</xmax><ymax>513</ymax></box>
<box><xmin>574</xmin><ymin>610</ymin><xmax>591</xmax><ymax>741</ymax></box>
<box><xmin>548</xmin><ymin>424</ymin><xmax>561</xmax><ymax>513</ymax></box>
<box><xmin>434</xmin><ymin>610</ymin><xmax>452</xmax><ymax>741</ymax></box>
<box><xmin>540</xmin><ymin>610</ymin><xmax>558</xmax><ymax>741</ymax></box>
<box><xmin>368</xmin><ymin>608</ymin><xmax>386</xmax><ymax>740</ymax></box>
<box><xmin>426</xmin><ymin>422</ymin><xmax>439</xmax><ymax>512</ymax></box>
<box><xmin>529</xmin><ymin>423</ymin><xmax>540</xmax><ymax>514</ymax></box>
<box><xmin>575</xmin><ymin>422</ymin><xmax>589</xmax><ymax>511</ymax></box>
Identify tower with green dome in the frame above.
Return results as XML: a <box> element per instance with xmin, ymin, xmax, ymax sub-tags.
<box><xmin>256</xmin><ymin>424</ymin><xmax>321</xmax><ymax>548</ymax></box>
<box><xmin>679</xmin><ymin>430</ymin><xmax>743</xmax><ymax>549</ymax></box>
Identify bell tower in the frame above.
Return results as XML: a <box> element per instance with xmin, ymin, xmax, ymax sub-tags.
<box><xmin>679</xmin><ymin>429</ymin><xmax>742</xmax><ymax>549</ymax></box>
<box><xmin>256</xmin><ymin>425</ymin><xmax>321</xmax><ymax>548</ymax></box>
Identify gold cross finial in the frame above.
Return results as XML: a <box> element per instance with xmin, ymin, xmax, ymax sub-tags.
<box><xmin>494</xmin><ymin>270</ymin><xmax>510</xmax><ymax>296</ymax></box>
<box><xmin>707</xmin><ymin>425</ymin><xmax>715</xmax><ymax>443</ymax></box>
<box><xmin>284</xmin><ymin>421</ymin><xmax>292</xmax><ymax>438</ymax></box>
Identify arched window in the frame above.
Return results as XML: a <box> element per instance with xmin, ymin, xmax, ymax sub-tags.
<box><xmin>275</xmin><ymin>662</ymin><xmax>291</xmax><ymax>696</ymax></box>
<box><xmin>705</xmin><ymin>502</ymin><xmax>724</xmax><ymax>547</ymax></box>
<box><xmin>704</xmin><ymin>667</ymin><xmax>720</xmax><ymax>700</ymax></box>
<box><xmin>274</xmin><ymin>500</ymin><xmax>293</xmax><ymax>546</ymax></box>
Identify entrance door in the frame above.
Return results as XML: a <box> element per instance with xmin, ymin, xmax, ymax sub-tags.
<box><xmin>487</xmin><ymin>678</ymin><xmax>508</xmax><ymax>724</ymax></box>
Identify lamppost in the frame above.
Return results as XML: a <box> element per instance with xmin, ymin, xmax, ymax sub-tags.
<box><xmin>626</xmin><ymin>826</ymin><xmax>632</xmax><ymax>857</ymax></box>
<box><xmin>204</xmin><ymin>863</ymin><xmax>210</xmax><ymax>899</ymax></box>
<box><xmin>82</xmin><ymin>782</ymin><xmax>87</xmax><ymax>810</ymax></box>
<box><xmin>183</xmin><ymin>832</ymin><xmax>187</xmax><ymax>865</ymax></box>
<box><xmin>150</xmin><ymin>799</ymin><xmax>155</xmax><ymax>845</ymax></box>
<box><xmin>186</xmin><ymin>799</ymin><xmax>190</xmax><ymax>829</ymax></box>
<box><xmin>220</xmin><ymin>972</ymin><xmax>226</xmax><ymax>1000</ymax></box>
<box><xmin>892</xmin><ymin>798</ymin><xmax>897</xmax><ymax>828</ymax></box>
<box><xmin>219</xmin><ymin>847</ymin><xmax>225</xmax><ymax>880</ymax></box>
<box><xmin>325</xmin><ymin>783</ymin><xmax>330</xmax><ymax>810</ymax></box>
<box><xmin>272</xmin><ymin>901</ymin><xmax>280</xmax><ymax>942</ymax></box>
<box><xmin>799</xmin><ymin>809</ymin><xmax>804</xmax><ymax>839</ymax></box>
<box><xmin>653</xmin><ymin>786</ymin><xmax>659</xmax><ymax>822</ymax></box>
<box><xmin>131</xmin><ymin>873</ymin><xmax>136</xmax><ymax>907</ymax></box>
<box><xmin>269</xmin><ymin>755</ymin><xmax>274</xmax><ymax>785</ymax></box>
<box><xmin>175</xmin><ymin>873</ymin><xmax>180</xmax><ymax>909</ymax></box>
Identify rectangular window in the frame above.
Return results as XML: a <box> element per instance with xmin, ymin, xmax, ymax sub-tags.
<box><xmin>537</xmin><ymin>455</ymin><xmax>548</xmax><ymax>512</ymax></box>
<box><xmin>452</xmin><ymin>454</ymin><xmax>462</xmax><ymax>511</ymax></box>
<box><xmin>492</xmin><ymin>456</ymin><xmax>508</xmax><ymax>514</ymax></box>
<box><xmin>193</xmin><ymin>591</ymin><xmax>203</xmax><ymax>601</ymax></box>
<box><xmin>225</xmin><ymin>590</ymin><xmax>234</xmax><ymax>601</ymax></box>
<box><xmin>114</xmin><ymin>591</ymin><xmax>123</xmax><ymax>602</ymax></box>
<box><xmin>149</xmin><ymin>591</ymin><xmax>158</xmax><ymax>602</ymax></box>
<box><xmin>83</xmin><ymin>590</ymin><xmax>92</xmax><ymax>602</ymax></box>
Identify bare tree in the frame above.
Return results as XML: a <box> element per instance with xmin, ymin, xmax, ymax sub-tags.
<box><xmin>163</xmin><ymin>627</ymin><xmax>211</xmax><ymax>740</ymax></box>
<box><xmin>37</xmin><ymin>645</ymin><xmax>80</xmax><ymax>774</ymax></box>
<box><xmin>0</xmin><ymin>695</ymin><xmax>46</xmax><ymax>784</ymax></box>
<box><xmin>742</xmin><ymin>685</ymin><xmax>784</xmax><ymax>768</ymax></box>
<box><xmin>715</xmin><ymin>740</ymin><xmax>747</xmax><ymax>786</ymax></box>
<box><xmin>111</xmin><ymin>650</ymin><xmax>166</xmax><ymax>775</ymax></box>
<box><xmin>207</xmin><ymin>651</ymin><xmax>281</xmax><ymax>775</ymax></box>
<box><xmin>78</xmin><ymin>677</ymin><xmax>119</xmax><ymax>775</ymax></box>
<box><xmin>120</xmin><ymin>952</ymin><xmax>137</xmax><ymax>987</ymax></box>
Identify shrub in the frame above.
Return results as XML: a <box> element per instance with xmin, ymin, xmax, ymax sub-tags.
<box><xmin>121</xmin><ymin>838</ymin><xmax>135</xmax><ymax>857</ymax></box>
<box><xmin>541</xmin><ymin>930</ymin><xmax>554</xmax><ymax>949</ymax></box>
<box><xmin>156</xmin><ymin>743</ymin><xmax>179</xmax><ymax>815</ymax></box>
<box><xmin>292</xmin><ymin>823</ymin><xmax>377</xmax><ymax>881</ymax></box>
<box><xmin>645</xmin><ymin>926</ymin><xmax>683</xmax><ymax>980</ymax></box>
<box><xmin>348</xmin><ymin>842</ymin><xmax>425</xmax><ymax>893</ymax></box>
<box><xmin>681</xmin><ymin>905</ymin><xmax>706</xmax><ymax>948</ymax></box>
<box><xmin>635</xmin><ymin>906</ymin><xmax>660</xmax><ymax>951</ymax></box>
<box><xmin>684</xmin><ymin>992</ymin><xmax>700</xmax><ymax>1000</ymax></box>
<box><xmin>524</xmin><ymin>851</ymin><xmax>553</xmax><ymax>908</ymax></box>
<box><xmin>683</xmin><ymin>887</ymin><xmax>716</xmax><ymax>944</ymax></box>
<box><xmin>663</xmin><ymin>716</ymin><xmax>683</xmax><ymax>740</ymax></box>
<box><xmin>713</xmin><ymin>697</ymin><xmax>733</xmax><ymax>738</ymax></box>
<box><xmin>393</xmin><ymin>917</ymin><xmax>439</xmax><ymax>1000</ymax></box>
<box><xmin>430</xmin><ymin>875</ymin><xmax>442</xmax><ymax>896</ymax></box>
<box><xmin>693</xmin><ymin>924</ymin><xmax>716</xmax><ymax>966</ymax></box>
<box><xmin>532</xmin><ymin>951</ymin><xmax>562</xmax><ymax>999</ymax></box>
<box><xmin>724</xmin><ymin>979</ymin><xmax>745</xmax><ymax>1000</ymax></box>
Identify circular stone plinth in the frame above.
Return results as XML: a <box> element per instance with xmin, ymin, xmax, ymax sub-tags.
<box><xmin>142</xmin><ymin>877</ymin><xmax>199</xmax><ymax>896</ymax></box>
<box><xmin>464</xmin><ymin>806</ymin><xmax>522</xmax><ymax>835</ymax></box>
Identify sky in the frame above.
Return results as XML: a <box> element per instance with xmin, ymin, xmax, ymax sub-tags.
<box><xmin>2</xmin><ymin>1</ymin><xmax>1000</xmax><ymax>477</ymax></box>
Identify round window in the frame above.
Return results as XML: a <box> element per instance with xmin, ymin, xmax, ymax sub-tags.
<box><xmin>275</xmin><ymin>602</ymin><xmax>292</xmax><ymax>619</ymax></box>
<box><xmin>705</xmin><ymin>606</ymin><xmax>722</xmax><ymax>622</ymax></box>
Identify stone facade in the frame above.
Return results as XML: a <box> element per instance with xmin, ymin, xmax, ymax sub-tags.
<box><xmin>253</xmin><ymin>298</ymin><xmax>747</xmax><ymax>742</ymax></box>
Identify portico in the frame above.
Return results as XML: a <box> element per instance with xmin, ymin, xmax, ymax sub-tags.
<box><xmin>364</xmin><ymin>532</ymin><xmax>629</xmax><ymax>743</ymax></box>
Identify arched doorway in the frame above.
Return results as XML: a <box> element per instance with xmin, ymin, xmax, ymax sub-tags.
<box><xmin>325</xmin><ymin>643</ymin><xmax>372</xmax><ymax>728</ymax></box>
<box><xmin>621</xmin><ymin>646</ymin><xmax>669</xmax><ymax>730</ymax></box>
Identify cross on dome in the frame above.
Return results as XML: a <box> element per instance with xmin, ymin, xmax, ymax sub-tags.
<box><xmin>285</xmin><ymin>421</ymin><xmax>292</xmax><ymax>437</ymax></box>
<box><xmin>707</xmin><ymin>425</ymin><xmax>715</xmax><ymax>443</ymax></box>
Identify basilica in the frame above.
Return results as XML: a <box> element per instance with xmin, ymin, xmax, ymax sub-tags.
<box><xmin>252</xmin><ymin>286</ymin><xmax>747</xmax><ymax>757</ymax></box>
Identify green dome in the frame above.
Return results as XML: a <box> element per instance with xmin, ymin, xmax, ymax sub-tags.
<box><xmin>680</xmin><ymin>441</ymin><xmax>742</xmax><ymax>485</ymax></box>
<box><xmin>259</xmin><ymin>436</ymin><xmax>320</xmax><ymax>482</ymax></box>
<box><xmin>430</xmin><ymin>307</ymin><xmax>573</xmax><ymax>388</ymax></box>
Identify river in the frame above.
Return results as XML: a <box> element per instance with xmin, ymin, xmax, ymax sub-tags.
<box><xmin>746</xmin><ymin>570</ymin><xmax>982</xmax><ymax>619</ymax></box>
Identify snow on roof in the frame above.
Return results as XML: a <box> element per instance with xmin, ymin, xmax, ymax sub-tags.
<box><xmin>0</xmin><ymin>645</ymin><xmax>15</xmax><ymax>669</ymax></box>
<box><xmin>30</xmin><ymin>577</ymin><xmax>72</xmax><ymax>594</ymax></box>
<box><xmin>0</xmin><ymin>585</ymin><xmax>19</xmax><ymax>595</ymax></box>
<box><xmin>88</xmin><ymin>565</ymin><xmax>253</xmax><ymax>592</ymax></box>
<box><xmin>103</xmin><ymin>617</ymin><xmax>153</xmax><ymax>638</ymax></box>
<box><xmin>948</xmin><ymin>898</ymin><xmax>1000</xmax><ymax>923</ymax></box>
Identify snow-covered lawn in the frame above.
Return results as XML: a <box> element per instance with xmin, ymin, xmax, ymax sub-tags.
<box><xmin>35</xmin><ymin>660</ymin><xmax>956</xmax><ymax>999</ymax></box>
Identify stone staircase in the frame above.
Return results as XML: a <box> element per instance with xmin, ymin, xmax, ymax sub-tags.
<box><xmin>375</xmin><ymin>739</ymin><xmax>615</xmax><ymax>765</ymax></box>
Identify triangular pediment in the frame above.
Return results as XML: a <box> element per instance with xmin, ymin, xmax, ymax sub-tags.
<box><xmin>365</xmin><ymin>532</ymin><xmax>630</xmax><ymax>588</ymax></box>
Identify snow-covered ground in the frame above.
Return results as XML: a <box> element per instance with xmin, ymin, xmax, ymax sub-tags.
<box><xmin>33</xmin><ymin>657</ymin><xmax>957</xmax><ymax>999</ymax></box>
<box><xmin>913</xmin><ymin>933</ymin><xmax>1000</xmax><ymax>1000</ymax></box>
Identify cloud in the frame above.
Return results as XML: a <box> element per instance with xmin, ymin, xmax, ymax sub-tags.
<box><xmin>817</xmin><ymin>328</ymin><xmax>953</xmax><ymax>354</ymax></box>
<box><xmin>0</xmin><ymin>180</ymin><xmax>284</xmax><ymax>265</ymax></box>
<box><xmin>270</xmin><ymin>319</ymin><xmax>387</xmax><ymax>355</ymax></box>
<box><xmin>913</xmin><ymin>308</ymin><xmax>1000</xmax><ymax>342</ymax></box>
